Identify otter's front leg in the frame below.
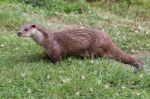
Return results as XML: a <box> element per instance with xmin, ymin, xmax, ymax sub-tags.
<box><xmin>45</xmin><ymin>41</ymin><xmax>62</xmax><ymax>64</ymax></box>
<box><xmin>50</xmin><ymin>54</ymin><xmax>62</xmax><ymax>64</ymax></box>
<box><xmin>43</xmin><ymin>51</ymin><xmax>61</xmax><ymax>63</ymax></box>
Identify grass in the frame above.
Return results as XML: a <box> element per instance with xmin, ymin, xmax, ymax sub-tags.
<box><xmin>0</xmin><ymin>1</ymin><xmax>150</xmax><ymax>99</ymax></box>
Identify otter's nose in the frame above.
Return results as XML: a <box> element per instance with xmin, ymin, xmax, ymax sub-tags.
<box><xmin>17</xmin><ymin>32</ymin><xmax>22</xmax><ymax>36</ymax></box>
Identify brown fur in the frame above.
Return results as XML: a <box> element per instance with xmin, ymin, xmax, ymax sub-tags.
<box><xmin>18</xmin><ymin>24</ymin><xmax>144</xmax><ymax>71</ymax></box>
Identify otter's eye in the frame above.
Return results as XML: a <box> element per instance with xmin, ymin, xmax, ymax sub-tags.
<box><xmin>24</xmin><ymin>28</ymin><xmax>28</xmax><ymax>31</ymax></box>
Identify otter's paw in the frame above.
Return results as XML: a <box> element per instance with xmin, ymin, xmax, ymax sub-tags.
<box><xmin>133</xmin><ymin>60</ymin><xmax>144</xmax><ymax>72</ymax></box>
<box><xmin>43</xmin><ymin>54</ymin><xmax>50</xmax><ymax>60</ymax></box>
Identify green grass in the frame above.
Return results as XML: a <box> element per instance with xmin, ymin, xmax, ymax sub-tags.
<box><xmin>0</xmin><ymin>1</ymin><xmax>150</xmax><ymax>99</ymax></box>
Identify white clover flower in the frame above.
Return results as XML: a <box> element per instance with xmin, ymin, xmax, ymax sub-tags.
<box><xmin>54</xmin><ymin>12</ymin><xmax>59</xmax><ymax>15</ymax></box>
<box><xmin>104</xmin><ymin>85</ymin><xmax>109</xmax><ymax>89</ymax></box>
<box><xmin>80</xmin><ymin>26</ymin><xmax>84</xmax><ymax>29</ymax></box>
<box><xmin>97</xmin><ymin>80</ymin><xmax>101</xmax><ymax>84</ymax></box>
<box><xmin>8</xmin><ymin>79</ymin><xmax>11</xmax><ymax>83</ymax></box>
<box><xmin>15</xmin><ymin>47</ymin><xmax>18</xmax><ymax>50</ymax></box>
<box><xmin>47</xmin><ymin>74</ymin><xmax>50</xmax><ymax>79</ymax></box>
<box><xmin>76</xmin><ymin>91</ymin><xmax>80</xmax><ymax>96</ymax></box>
<box><xmin>68</xmin><ymin>58</ymin><xmax>72</xmax><ymax>61</ymax></box>
<box><xmin>27</xmin><ymin>88</ymin><xmax>31</xmax><ymax>94</ymax></box>
<box><xmin>133</xmin><ymin>91</ymin><xmax>140</xmax><ymax>96</ymax></box>
<box><xmin>116</xmin><ymin>93</ymin><xmax>119</xmax><ymax>96</ymax></box>
<box><xmin>134</xmin><ymin>30</ymin><xmax>139</xmax><ymax>33</ymax></box>
<box><xmin>90</xmin><ymin>60</ymin><xmax>94</xmax><ymax>64</ymax></box>
<box><xmin>138</xmin><ymin>25</ymin><xmax>144</xmax><ymax>31</ymax></box>
<box><xmin>90</xmin><ymin>88</ymin><xmax>93</xmax><ymax>92</ymax></box>
<box><xmin>61</xmin><ymin>77</ymin><xmax>70</xmax><ymax>83</ymax></box>
<box><xmin>146</xmin><ymin>43</ymin><xmax>149</xmax><ymax>47</ymax></box>
<box><xmin>136</xmin><ymin>92</ymin><xmax>140</xmax><ymax>96</ymax></box>
<box><xmin>81</xmin><ymin>76</ymin><xmax>85</xmax><ymax>80</ymax></box>
<box><xmin>21</xmin><ymin>73</ymin><xmax>25</xmax><ymax>78</ymax></box>
<box><xmin>122</xmin><ymin>86</ymin><xmax>125</xmax><ymax>89</ymax></box>
<box><xmin>139</xmin><ymin>74</ymin><xmax>144</xmax><ymax>78</ymax></box>
<box><xmin>0</xmin><ymin>44</ymin><xmax>4</xmax><ymax>47</ymax></box>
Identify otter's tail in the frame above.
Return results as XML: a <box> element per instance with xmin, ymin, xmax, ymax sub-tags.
<box><xmin>108</xmin><ymin>46</ymin><xmax>144</xmax><ymax>71</ymax></box>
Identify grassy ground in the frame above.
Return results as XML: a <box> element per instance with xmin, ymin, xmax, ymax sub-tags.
<box><xmin>0</xmin><ymin>1</ymin><xmax>150</xmax><ymax>99</ymax></box>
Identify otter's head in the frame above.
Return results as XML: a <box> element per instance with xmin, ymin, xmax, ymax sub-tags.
<box><xmin>17</xmin><ymin>23</ymin><xmax>44</xmax><ymax>45</ymax></box>
<box><xmin>17</xmin><ymin>23</ymin><xmax>38</xmax><ymax>37</ymax></box>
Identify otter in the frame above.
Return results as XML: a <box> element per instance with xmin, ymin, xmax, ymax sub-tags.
<box><xmin>17</xmin><ymin>23</ymin><xmax>144</xmax><ymax>71</ymax></box>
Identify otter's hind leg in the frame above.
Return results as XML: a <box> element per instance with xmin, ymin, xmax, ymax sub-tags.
<box><xmin>43</xmin><ymin>52</ymin><xmax>50</xmax><ymax>60</ymax></box>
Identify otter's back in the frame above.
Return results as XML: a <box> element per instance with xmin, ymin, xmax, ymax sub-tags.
<box><xmin>54</xmin><ymin>29</ymin><xmax>106</xmax><ymax>54</ymax></box>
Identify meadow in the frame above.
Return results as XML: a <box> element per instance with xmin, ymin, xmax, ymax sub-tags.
<box><xmin>0</xmin><ymin>0</ymin><xmax>150</xmax><ymax>98</ymax></box>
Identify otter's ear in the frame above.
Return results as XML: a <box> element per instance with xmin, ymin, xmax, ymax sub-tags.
<box><xmin>31</xmin><ymin>24</ymin><xmax>36</xmax><ymax>28</ymax></box>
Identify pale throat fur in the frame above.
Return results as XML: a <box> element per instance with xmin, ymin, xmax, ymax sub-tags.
<box><xmin>31</xmin><ymin>28</ymin><xmax>44</xmax><ymax>46</ymax></box>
